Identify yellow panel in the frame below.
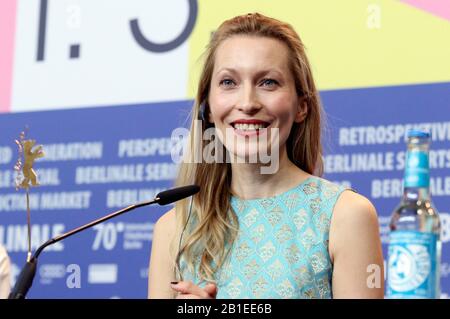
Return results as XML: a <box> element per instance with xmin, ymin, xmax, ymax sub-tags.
<box><xmin>187</xmin><ymin>0</ymin><xmax>450</xmax><ymax>97</ymax></box>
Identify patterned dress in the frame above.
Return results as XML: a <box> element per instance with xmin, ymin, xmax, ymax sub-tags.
<box><xmin>181</xmin><ymin>176</ymin><xmax>347</xmax><ymax>299</ymax></box>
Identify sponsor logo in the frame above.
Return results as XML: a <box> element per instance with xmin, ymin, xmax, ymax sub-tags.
<box><xmin>88</xmin><ymin>264</ymin><xmax>118</xmax><ymax>284</ymax></box>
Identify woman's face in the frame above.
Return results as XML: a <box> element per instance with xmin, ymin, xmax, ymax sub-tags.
<box><xmin>208</xmin><ymin>35</ymin><xmax>305</xmax><ymax>163</ymax></box>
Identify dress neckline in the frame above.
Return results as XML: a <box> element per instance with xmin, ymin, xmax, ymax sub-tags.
<box><xmin>230</xmin><ymin>175</ymin><xmax>315</xmax><ymax>202</ymax></box>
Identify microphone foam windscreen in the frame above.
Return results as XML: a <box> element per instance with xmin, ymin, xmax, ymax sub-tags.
<box><xmin>156</xmin><ymin>185</ymin><xmax>200</xmax><ymax>205</ymax></box>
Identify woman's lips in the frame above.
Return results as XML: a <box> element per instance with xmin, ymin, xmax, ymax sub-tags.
<box><xmin>230</xmin><ymin>119</ymin><xmax>271</xmax><ymax>126</ymax></box>
<box><xmin>228</xmin><ymin>123</ymin><xmax>270</xmax><ymax>137</ymax></box>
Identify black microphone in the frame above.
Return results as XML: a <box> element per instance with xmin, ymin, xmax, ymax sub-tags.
<box><xmin>156</xmin><ymin>184</ymin><xmax>200</xmax><ymax>205</ymax></box>
<box><xmin>8</xmin><ymin>184</ymin><xmax>200</xmax><ymax>299</ymax></box>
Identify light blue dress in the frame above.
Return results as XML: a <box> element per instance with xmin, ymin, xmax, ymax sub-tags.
<box><xmin>181</xmin><ymin>176</ymin><xmax>347</xmax><ymax>299</ymax></box>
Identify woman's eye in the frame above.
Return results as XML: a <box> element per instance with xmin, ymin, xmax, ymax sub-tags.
<box><xmin>219</xmin><ymin>79</ymin><xmax>235</xmax><ymax>87</ymax></box>
<box><xmin>260</xmin><ymin>78</ymin><xmax>279</xmax><ymax>87</ymax></box>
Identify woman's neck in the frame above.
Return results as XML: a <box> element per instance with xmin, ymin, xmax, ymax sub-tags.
<box><xmin>229</xmin><ymin>149</ymin><xmax>311</xmax><ymax>200</ymax></box>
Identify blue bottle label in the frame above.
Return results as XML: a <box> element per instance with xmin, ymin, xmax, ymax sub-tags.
<box><xmin>387</xmin><ymin>230</ymin><xmax>438</xmax><ymax>298</ymax></box>
<box><xmin>404</xmin><ymin>150</ymin><xmax>429</xmax><ymax>188</ymax></box>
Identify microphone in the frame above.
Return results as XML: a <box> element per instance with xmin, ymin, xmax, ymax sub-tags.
<box><xmin>156</xmin><ymin>185</ymin><xmax>200</xmax><ymax>205</ymax></box>
<box><xmin>8</xmin><ymin>184</ymin><xmax>200</xmax><ymax>299</ymax></box>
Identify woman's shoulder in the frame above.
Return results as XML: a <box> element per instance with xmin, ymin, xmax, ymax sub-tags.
<box><xmin>328</xmin><ymin>186</ymin><xmax>382</xmax><ymax>272</ymax></box>
<box><xmin>154</xmin><ymin>207</ymin><xmax>177</xmax><ymax>234</ymax></box>
<box><xmin>334</xmin><ymin>189</ymin><xmax>377</xmax><ymax>219</ymax></box>
<box><xmin>0</xmin><ymin>245</ymin><xmax>9</xmax><ymax>263</ymax></box>
<box><xmin>330</xmin><ymin>187</ymin><xmax>379</xmax><ymax>242</ymax></box>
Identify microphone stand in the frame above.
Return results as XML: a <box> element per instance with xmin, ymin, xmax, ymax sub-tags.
<box><xmin>8</xmin><ymin>198</ymin><xmax>159</xmax><ymax>299</ymax></box>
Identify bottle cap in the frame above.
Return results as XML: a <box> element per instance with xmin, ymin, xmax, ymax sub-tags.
<box><xmin>407</xmin><ymin>130</ymin><xmax>431</xmax><ymax>139</ymax></box>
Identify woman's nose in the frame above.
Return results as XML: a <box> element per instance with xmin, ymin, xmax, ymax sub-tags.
<box><xmin>236</xmin><ymin>85</ymin><xmax>262</xmax><ymax>114</ymax></box>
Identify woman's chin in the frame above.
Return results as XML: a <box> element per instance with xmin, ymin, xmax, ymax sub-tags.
<box><xmin>225</xmin><ymin>145</ymin><xmax>276</xmax><ymax>164</ymax></box>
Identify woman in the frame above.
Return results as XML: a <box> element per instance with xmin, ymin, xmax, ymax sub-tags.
<box><xmin>148</xmin><ymin>13</ymin><xmax>384</xmax><ymax>299</ymax></box>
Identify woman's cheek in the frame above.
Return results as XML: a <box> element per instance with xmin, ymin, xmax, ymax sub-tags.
<box><xmin>209</xmin><ymin>97</ymin><xmax>232</xmax><ymax>121</ymax></box>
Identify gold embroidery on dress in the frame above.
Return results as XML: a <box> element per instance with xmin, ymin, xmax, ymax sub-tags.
<box><xmin>242</xmin><ymin>208</ymin><xmax>259</xmax><ymax>228</ymax></box>
<box><xmin>235</xmin><ymin>242</ymin><xmax>252</xmax><ymax>261</ymax></box>
<box><xmin>310</xmin><ymin>197</ymin><xmax>322</xmax><ymax>214</ymax></box>
<box><xmin>259</xmin><ymin>241</ymin><xmax>276</xmax><ymax>262</ymax></box>
<box><xmin>275</xmin><ymin>224</ymin><xmax>294</xmax><ymax>243</ymax></box>
<box><xmin>311</xmin><ymin>252</ymin><xmax>327</xmax><ymax>274</ymax></box>
<box><xmin>276</xmin><ymin>279</ymin><xmax>295</xmax><ymax>298</ymax></box>
<box><xmin>250</xmin><ymin>224</ymin><xmax>265</xmax><ymax>243</ymax></box>
<box><xmin>243</xmin><ymin>259</ymin><xmax>259</xmax><ymax>279</ymax></box>
<box><xmin>264</xmin><ymin>205</ymin><xmax>283</xmax><ymax>226</ymax></box>
<box><xmin>301</xmin><ymin>228</ymin><xmax>317</xmax><ymax>250</ymax></box>
<box><xmin>302</xmin><ymin>182</ymin><xmax>318</xmax><ymax>195</ymax></box>
<box><xmin>284</xmin><ymin>192</ymin><xmax>300</xmax><ymax>211</ymax></box>
<box><xmin>292</xmin><ymin>208</ymin><xmax>308</xmax><ymax>230</ymax></box>
<box><xmin>226</xmin><ymin>278</ymin><xmax>243</xmax><ymax>298</ymax></box>
<box><xmin>284</xmin><ymin>243</ymin><xmax>301</xmax><ymax>264</ymax></box>
<box><xmin>267</xmin><ymin>259</ymin><xmax>284</xmax><ymax>281</ymax></box>
<box><xmin>253</xmin><ymin>277</ymin><xmax>269</xmax><ymax>298</ymax></box>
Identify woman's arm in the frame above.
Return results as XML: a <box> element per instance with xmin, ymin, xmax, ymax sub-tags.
<box><xmin>148</xmin><ymin>208</ymin><xmax>178</xmax><ymax>299</ymax></box>
<box><xmin>147</xmin><ymin>208</ymin><xmax>219</xmax><ymax>299</ymax></box>
<box><xmin>329</xmin><ymin>190</ymin><xmax>385</xmax><ymax>298</ymax></box>
<box><xmin>0</xmin><ymin>246</ymin><xmax>11</xmax><ymax>299</ymax></box>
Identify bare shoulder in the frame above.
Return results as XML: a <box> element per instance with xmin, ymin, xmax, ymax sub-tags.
<box><xmin>148</xmin><ymin>207</ymin><xmax>178</xmax><ymax>298</ymax></box>
<box><xmin>332</xmin><ymin>190</ymin><xmax>378</xmax><ymax>225</ymax></box>
<box><xmin>329</xmin><ymin>190</ymin><xmax>385</xmax><ymax>298</ymax></box>
<box><xmin>152</xmin><ymin>207</ymin><xmax>178</xmax><ymax>250</ymax></box>
<box><xmin>155</xmin><ymin>207</ymin><xmax>176</xmax><ymax>231</ymax></box>
<box><xmin>329</xmin><ymin>190</ymin><xmax>381</xmax><ymax>260</ymax></box>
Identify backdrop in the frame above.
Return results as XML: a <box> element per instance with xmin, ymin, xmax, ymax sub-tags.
<box><xmin>0</xmin><ymin>0</ymin><xmax>449</xmax><ymax>298</ymax></box>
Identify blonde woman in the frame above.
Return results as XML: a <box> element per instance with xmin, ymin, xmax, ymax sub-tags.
<box><xmin>148</xmin><ymin>13</ymin><xmax>384</xmax><ymax>299</ymax></box>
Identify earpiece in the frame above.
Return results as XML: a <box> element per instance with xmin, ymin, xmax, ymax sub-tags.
<box><xmin>175</xmin><ymin>195</ymin><xmax>194</xmax><ymax>281</ymax></box>
<box><xmin>198</xmin><ymin>103</ymin><xmax>207</xmax><ymax>122</ymax></box>
<box><xmin>198</xmin><ymin>103</ymin><xmax>214</xmax><ymax>127</ymax></box>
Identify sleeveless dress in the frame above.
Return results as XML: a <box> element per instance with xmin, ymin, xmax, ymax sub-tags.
<box><xmin>180</xmin><ymin>176</ymin><xmax>347</xmax><ymax>299</ymax></box>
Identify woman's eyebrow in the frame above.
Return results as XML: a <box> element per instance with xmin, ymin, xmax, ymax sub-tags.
<box><xmin>215</xmin><ymin>67</ymin><xmax>284</xmax><ymax>77</ymax></box>
<box><xmin>214</xmin><ymin>67</ymin><xmax>238</xmax><ymax>76</ymax></box>
<box><xmin>254</xmin><ymin>69</ymin><xmax>284</xmax><ymax>78</ymax></box>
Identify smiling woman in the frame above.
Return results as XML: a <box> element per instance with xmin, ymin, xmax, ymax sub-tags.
<box><xmin>148</xmin><ymin>13</ymin><xmax>384</xmax><ymax>299</ymax></box>
<box><xmin>209</xmin><ymin>36</ymin><xmax>304</xmax><ymax>164</ymax></box>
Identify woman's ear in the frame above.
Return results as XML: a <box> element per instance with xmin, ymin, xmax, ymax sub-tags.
<box><xmin>198</xmin><ymin>102</ymin><xmax>214</xmax><ymax>126</ymax></box>
<box><xmin>294</xmin><ymin>99</ymin><xmax>308</xmax><ymax>123</ymax></box>
<box><xmin>207</xmin><ymin>109</ymin><xmax>214</xmax><ymax>125</ymax></box>
<box><xmin>205</xmin><ymin>102</ymin><xmax>215</xmax><ymax>125</ymax></box>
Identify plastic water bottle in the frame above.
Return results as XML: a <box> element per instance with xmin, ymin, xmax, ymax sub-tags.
<box><xmin>386</xmin><ymin>130</ymin><xmax>441</xmax><ymax>298</ymax></box>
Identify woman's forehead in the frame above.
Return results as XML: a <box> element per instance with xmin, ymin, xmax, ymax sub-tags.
<box><xmin>213</xmin><ymin>36</ymin><xmax>291</xmax><ymax>73</ymax></box>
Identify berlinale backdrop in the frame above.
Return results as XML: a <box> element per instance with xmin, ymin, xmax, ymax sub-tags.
<box><xmin>0</xmin><ymin>0</ymin><xmax>449</xmax><ymax>298</ymax></box>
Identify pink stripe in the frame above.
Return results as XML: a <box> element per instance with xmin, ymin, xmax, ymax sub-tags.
<box><xmin>0</xmin><ymin>0</ymin><xmax>17</xmax><ymax>113</ymax></box>
<box><xmin>401</xmin><ymin>0</ymin><xmax>450</xmax><ymax>22</ymax></box>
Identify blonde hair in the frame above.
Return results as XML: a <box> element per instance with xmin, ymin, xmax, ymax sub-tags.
<box><xmin>173</xmin><ymin>13</ymin><xmax>324</xmax><ymax>282</ymax></box>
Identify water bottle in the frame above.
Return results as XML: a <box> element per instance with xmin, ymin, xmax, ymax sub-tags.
<box><xmin>386</xmin><ymin>130</ymin><xmax>441</xmax><ymax>298</ymax></box>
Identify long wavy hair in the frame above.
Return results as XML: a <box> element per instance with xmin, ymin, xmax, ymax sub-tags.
<box><xmin>173</xmin><ymin>13</ymin><xmax>324</xmax><ymax>283</ymax></box>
